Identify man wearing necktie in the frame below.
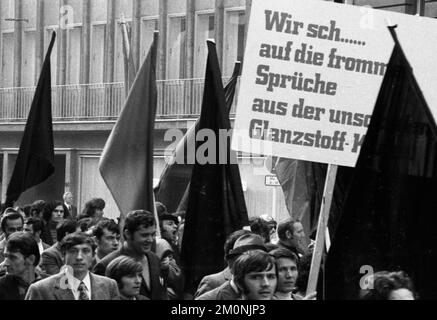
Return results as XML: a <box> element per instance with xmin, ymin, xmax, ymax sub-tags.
<box><xmin>63</xmin><ymin>192</ymin><xmax>78</xmax><ymax>219</ymax></box>
<box><xmin>25</xmin><ymin>232</ymin><xmax>120</xmax><ymax>300</ymax></box>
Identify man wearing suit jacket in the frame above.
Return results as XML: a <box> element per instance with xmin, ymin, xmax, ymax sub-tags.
<box><xmin>195</xmin><ymin>233</ymin><xmax>267</xmax><ymax>300</ymax></box>
<box><xmin>94</xmin><ymin>210</ymin><xmax>167</xmax><ymax>300</ymax></box>
<box><xmin>195</xmin><ymin>229</ymin><xmax>251</xmax><ymax>298</ymax></box>
<box><xmin>39</xmin><ymin>220</ymin><xmax>77</xmax><ymax>275</ymax></box>
<box><xmin>26</xmin><ymin>232</ymin><xmax>119</xmax><ymax>300</ymax></box>
<box><xmin>63</xmin><ymin>192</ymin><xmax>78</xmax><ymax>219</ymax></box>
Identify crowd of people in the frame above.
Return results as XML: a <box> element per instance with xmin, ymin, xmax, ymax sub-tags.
<box><xmin>0</xmin><ymin>193</ymin><xmax>416</xmax><ymax>300</ymax></box>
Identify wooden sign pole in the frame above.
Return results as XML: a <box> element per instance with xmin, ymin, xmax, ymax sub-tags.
<box><xmin>306</xmin><ymin>164</ymin><xmax>338</xmax><ymax>297</ymax></box>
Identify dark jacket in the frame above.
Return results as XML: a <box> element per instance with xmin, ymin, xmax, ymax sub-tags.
<box><xmin>93</xmin><ymin>245</ymin><xmax>168</xmax><ymax>300</ymax></box>
<box><xmin>39</xmin><ymin>242</ymin><xmax>63</xmax><ymax>275</ymax></box>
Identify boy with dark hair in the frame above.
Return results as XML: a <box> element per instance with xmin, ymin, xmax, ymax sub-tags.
<box><xmin>0</xmin><ymin>232</ymin><xmax>46</xmax><ymax>299</ymax></box>
<box><xmin>39</xmin><ymin>219</ymin><xmax>78</xmax><ymax>275</ymax></box>
<box><xmin>232</xmin><ymin>250</ymin><xmax>277</xmax><ymax>300</ymax></box>
<box><xmin>92</xmin><ymin>219</ymin><xmax>120</xmax><ymax>265</ymax></box>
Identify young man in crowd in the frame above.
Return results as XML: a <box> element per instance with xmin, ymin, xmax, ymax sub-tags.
<box><xmin>93</xmin><ymin>210</ymin><xmax>167</xmax><ymax>300</ymax></box>
<box><xmin>0</xmin><ymin>208</ymin><xmax>24</xmax><ymax>264</ymax></box>
<box><xmin>0</xmin><ymin>232</ymin><xmax>46</xmax><ymax>299</ymax></box>
<box><xmin>92</xmin><ymin>218</ymin><xmax>120</xmax><ymax>268</ymax></box>
<box><xmin>39</xmin><ymin>219</ymin><xmax>77</xmax><ymax>275</ymax></box>
<box><xmin>232</xmin><ymin>250</ymin><xmax>277</xmax><ymax>300</ymax></box>
<box><xmin>196</xmin><ymin>233</ymin><xmax>267</xmax><ymax>300</ymax></box>
<box><xmin>26</xmin><ymin>232</ymin><xmax>119</xmax><ymax>300</ymax></box>
<box><xmin>195</xmin><ymin>229</ymin><xmax>251</xmax><ymax>298</ymax></box>
<box><xmin>23</xmin><ymin>217</ymin><xmax>50</xmax><ymax>255</ymax></box>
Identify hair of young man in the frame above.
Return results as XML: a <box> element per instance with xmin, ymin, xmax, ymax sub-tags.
<box><xmin>25</xmin><ymin>217</ymin><xmax>45</xmax><ymax>234</ymax></box>
<box><xmin>277</xmin><ymin>219</ymin><xmax>299</xmax><ymax>241</ymax></box>
<box><xmin>249</xmin><ymin>217</ymin><xmax>271</xmax><ymax>243</ymax></box>
<box><xmin>105</xmin><ymin>255</ymin><xmax>143</xmax><ymax>289</ymax></box>
<box><xmin>42</xmin><ymin>200</ymin><xmax>69</xmax><ymax>223</ymax></box>
<box><xmin>123</xmin><ymin>210</ymin><xmax>155</xmax><ymax>235</ymax></box>
<box><xmin>1</xmin><ymin>210</ymin><xmax>24</xmax><ymax>232</ymax></box>
<box><xmin>30</xmin><ymin>200</ymin><xmax>46</xmax><ymax>217</ymax></box>
<box><xmin>223</xmin><ymin>229</ymin><xmax>252</xmax><ymax>265</ymax></box>
<box><xmin>269</xmin><ymin>247</ymin><xmax>299</xmax><ymax>265</ymax></box>
<box><xmin>360</xmin><ymin>270</ymin><xmax>417</xmax><ymax>300</ymax></box>
<box><xmin>60</xmin><ymin>232</ymin><xmax>97</xmax><ymax>256</ymax></box>
<box><xmin>232</xmin><ymin>249</ymin><xmax>276</xmax><ymax>296</ymax></box>
<box><xmin>80</xmin><ymin>198</ymin><xmax>106</xmax><ymax>218</ymax></box>
<box><xmin>6</xmin><ymin>232</ymin><xmax>40</xmax><ymax>266</ymax></box>
<box><xmin>56</xmin><ymin>219</ymin><xmax>78</xmax><ymax>242</ymax></box>
<box><xmin>94</xmin><ymin>219</ymin><xmax>120</xmax><ymax>240</ymax></box>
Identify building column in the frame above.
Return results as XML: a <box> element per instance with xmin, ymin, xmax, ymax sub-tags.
<box><xmin>185</xmin><ymin>0</ymin><xmax>195</xmax><ymax>78</ymax></box>
<box><xmin>214</xmin><ymin>0</ymin><xmax>224</xmax><ymax>68</ymax></box>
<box><xmin>131</xmin><ymin>0</ymin><xmax>141</xmax><ymax>70</ymax></box>
<box><xmin>158</xmin><ymin>0</ymin><xmax>168</xmax><ymax>80</ymax></box>
<box><xmin>13</xmin><ymin>0</ymin><xmax>24</xmax><ymax>87</ymax></box>
<box><xmin>104</xmin><ymin>0</ymin><xmax>116</xmax><ymax>82</ymax></box>
<box><xmin>35</xmin><ymin>0</ymin><xmax>45</xmax><ymax>84</ymax></box>
<box><xmin>80</xmin><ymin>0</ymin><xmax>91</xmax><ymax>84</ymax></box>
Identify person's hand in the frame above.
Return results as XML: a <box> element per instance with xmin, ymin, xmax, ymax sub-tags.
<box><xmin>303</xmin><ymin>292</ymin><xmax>317</xmax><ymax>300</ymax></box>
<box><xmin>160</xmin><ymin>257</ymin><xmax>170</xmax><ymax>271</ymax></box>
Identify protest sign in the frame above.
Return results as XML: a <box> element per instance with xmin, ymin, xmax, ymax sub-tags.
<box><xmin>231</xmin><ymin>0</ymin><xmax>437</xmax><ymax>167</ymax></box>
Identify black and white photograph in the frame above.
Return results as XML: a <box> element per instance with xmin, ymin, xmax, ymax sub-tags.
<box><xmin>0</xmin><ymin>0</ymin><xmax>435</xmax><ymax>309</ymax></box>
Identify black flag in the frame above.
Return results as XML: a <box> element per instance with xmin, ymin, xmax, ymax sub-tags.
<box><xmin>325</xmin><ymin>27</ymin><xmax>437</xmax><ymax>300</ymax></box>
<box><xmin>5</xmin><ymin>32</ymin><xmax>56</xmax><ymax>207</ymax></box>
<box><xmin>180</xmin><ymin>43</ymin><xmax>248</xmax><ymax>294</ymax></box>
<box><xmin>155</xmin><ymin>62</ymin><xmax>241</xmax><ymax>213</ymax></box>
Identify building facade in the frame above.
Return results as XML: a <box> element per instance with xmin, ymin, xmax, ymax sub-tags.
<box><xmin>0</xmin><ymin>0</ymin><xmax>434</xmax><ymax>220</ymax></box>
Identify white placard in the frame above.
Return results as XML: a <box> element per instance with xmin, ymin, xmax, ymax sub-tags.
<box><xmin>231</xmin><ymin>0</ymin><xmax>437</xmax><ymax>167</ymax></box>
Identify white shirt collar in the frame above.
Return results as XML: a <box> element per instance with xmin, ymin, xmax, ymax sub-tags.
<box><xmin>70</xmin><ymin>272</ymin><xmax>92</xmax><ymax>300</ymax></box>
<box><xmin>37</xmin><ymin>239</ymin><xmax>44</xmax><ymax>255</ymax></box>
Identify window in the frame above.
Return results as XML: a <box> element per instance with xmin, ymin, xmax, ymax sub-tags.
<box><xmin>67</xmin><ymin>26</ymin><xmax>82</xmax><ymax>84</ymax></box>
<box><xmin>167</xmin><ymin>15</ymin><xmax>186</xmax><ymax>79</ymax></box>
<box><xmin>223</xmin><ymin>10</ymin><xmax>245</xmax><ymax>77</ymax></box>
<box><xmin>1</xmin><ymin>32</ymin><xmax>14</xmax><ymax>87</ymax></box>
<box><xmin>194</xmin><ymin>13</ymin><xmax>215</xmax><ymax>78</ymax></box>
<box><xmin>22</xmin><ymin>31</ymin><xmax>36</xmax><ymax>87</ymax></box>
<box><xmin>140</xmin><ymin>18</ymin><xmax>158</xmax><ymax>64</ymax></box>
<box><xmin>90</xmin><ymin>24</ymin><xmax>106</xmax><ymax>83</ymax></box>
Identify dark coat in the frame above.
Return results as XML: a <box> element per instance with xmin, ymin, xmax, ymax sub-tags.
<box><xmin>93</xmin><ymin>245</ymin><xmax>168</xmax><ymax>300</ymax></box>
<box><xmin>39</xmin><ymin>242</ymin><xmax>63</xmax><ymax>275</ymax></box>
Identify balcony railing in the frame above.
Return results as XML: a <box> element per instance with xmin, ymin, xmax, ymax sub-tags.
<box><xmin>0</xmin><ymin>77</ymin><xmax>239</xmax><ymax>123</ymax></box>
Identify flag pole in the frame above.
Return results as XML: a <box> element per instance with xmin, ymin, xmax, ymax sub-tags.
<box><xmin>306</xmin><ymin>163</ymin><xmax>338</xmax><ymax>298</ymax></box>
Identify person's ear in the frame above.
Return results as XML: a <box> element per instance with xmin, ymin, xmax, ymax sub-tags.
<box><xmin>285</xmin><ymin>230</ymin><xmax>292</xmax><ymax>240</ymax></box>
<box><xmin>124</xmin><ymin>229</ymin><xmax>131</xmax><ymax>241</ymax></box>
<box><xmin>26</xmin><ymin>254</ymin><xmax>36</xmax><ymax>266</ymax></box>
